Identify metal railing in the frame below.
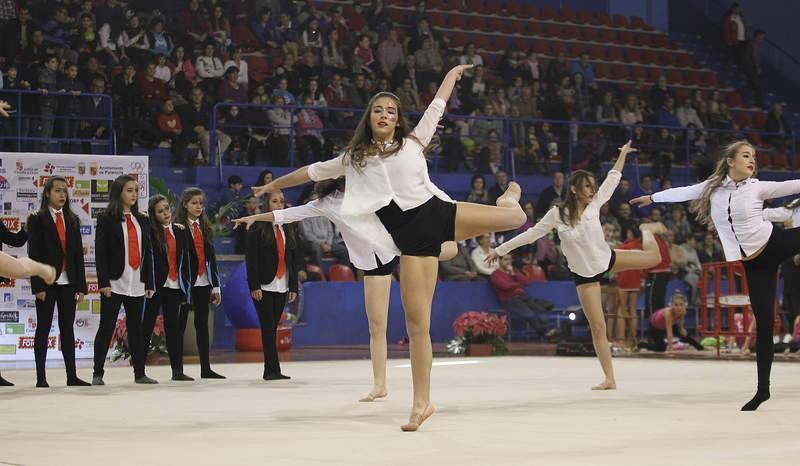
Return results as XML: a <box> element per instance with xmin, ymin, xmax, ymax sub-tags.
<box><xmin>0</xmin><ymin>89</ymin><xmax>115</xmax><ymax>154</ymax></box>
<box><xmin>210</xmin><ymin>101</ymin><xmax>797</xmax><ymax>184</ymax></box>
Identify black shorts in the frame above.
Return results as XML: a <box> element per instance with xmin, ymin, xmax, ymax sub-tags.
<box><xmin>572</xmin><ymin>250</ymin><xmax>616</xmax><ymax>286</ymax></box>
<box><xmin>360</xmin><ymin>256</ymin><xmax>399</xmax><ymax>276</ymax></box>
<box><xmin>376</xmin><ymin>196</ymin><xmax>456</xmax><ymax>257</ymax></box>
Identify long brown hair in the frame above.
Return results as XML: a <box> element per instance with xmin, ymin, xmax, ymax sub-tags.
<box><xmin>342</xmin><ymin>91</ymin><xmax>430</xmax><ymax>170</ymax></box>
<box><xmin>174</xmin><ymin>187</ymin><xmax>213</xmax><ymax>240</ymax></box>
<box><xmin>105</xmin><ymin>175</ymin><xmax>141</xmax><ymax>221</ymax></box>
<box><xmin>148</xmin><ymin>194</ymin><xmax>169</xmax><ymax>256</ymax></box>
<box><xmin>557</xmin><ymin>170</ymin><xmax>595</xmax><ymax>227</ymax></box>
<box><xmin>688</xmin><ymin>140</ymin><xmax>755</xmax><ymax>228</ymax></box>
<box><xmin>38</xmin><ymin>176</ymin><xmax>79</xmax><ymax>230</ymax></box>
<box><xmin>257</xmin><ymin>191</ymin><xmax>297</xmax><ymax>248</ymax></box>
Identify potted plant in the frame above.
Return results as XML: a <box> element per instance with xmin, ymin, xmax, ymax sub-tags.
<box><xmin>110</xmin><ymin>314</ymin><xmax>167</xmax><ymax>363</ymax></box>
<box><xmin>448</xmin><ymin>311</ymin><xmax>508</xmax><ymax>356</ymax></box>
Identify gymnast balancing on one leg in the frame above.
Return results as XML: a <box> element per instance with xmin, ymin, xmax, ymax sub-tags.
<box><xmin>253</xmin><ymin>64</ymin><xmax>527</xmax><ymax>431</ymax></box>
<box><xmin>488</xmin><ymin>141</ymin><xmax>666</xmax><ymax>390</ymax></box>
<box><xmin>235</xmin><ymin>177</ymin><xmax>457</xmax><ymax>402</ymax></box>
<box><xmin>631</xmin><ymin>139</ymin><xmax>800</xmax><ymax>411</ymax></box>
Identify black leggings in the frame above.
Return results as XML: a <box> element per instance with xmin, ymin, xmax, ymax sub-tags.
<box><xmin>742</xmin><ymin>226</ymin><xmax>800</xmax><ymax>392</ymax></box>
<box><xmin>253</xmin><ymin>291</ymin><xmax>287</xmax><ymax>376</ymax></box>
<box><xmin>191</xmin><ymin>285</ymin><xmax>213</xmax><ymax>372</ymax></box>
<box><xmin>638</xmin><ymin>324</ymin><xmax>704</xmax><ymax>352</ymax></box>
<box><xmin>142</xmin><ymin>287</ymin><xmax>187</xmax><ymax>375</ymax></box>
<box><xmin>34</xmin><ymin>284</ymin><xmax>78</xmax><ymax>381</ymax></box>
<box><xmin>93</xmin><ymin>293</ymin><xmax>146</xmax><ymax>378</ymax></box>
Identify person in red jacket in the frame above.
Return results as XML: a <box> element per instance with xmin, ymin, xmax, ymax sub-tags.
<box><xmin>138</xmin><ymin>61</ymin><xmax>167</xmax><ymax>117</ymax></box>
<box><xmin>490</xmin><ymin>253</ymin><xmax>558</xmax><ymax>338</ymax></box>
<box><xmin>157</xmin><ymin>99</ymin><xmax>187</xmax><ymax>165</ymax></box>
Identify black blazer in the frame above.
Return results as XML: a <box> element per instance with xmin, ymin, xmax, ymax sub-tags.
<box><xmin>186</xmin><ymin>221</ymin><xmax>220</xmax><ymax>288</ymax></box>
<box><xmin>245</xmin><ymin>223</ymin><xmax>301</xmax><ymax>294</ymax></box>
<box><xmin>151</xmin><ymin>224</ymin><xmax>192</xmax><ymax>298</ymax></box>
<box><xmin>26</xmin><ymin>210</ymin><xmax>87</xmax><ymax>294</ymax></box>
<box><xmin>95</xmin><ymin>211</ymin><xmax>155</xmax><ymax>291</ymax></box>
<box><xmin>0</xmin><ymin>221</ymin><xmax>27</xmax><ymax>283</ymax></box>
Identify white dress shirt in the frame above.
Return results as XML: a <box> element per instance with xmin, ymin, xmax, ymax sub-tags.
<box><xmin>272</xmin><ymin>191</ymin><xmax>400</xmax><ymax>271</ymax></box>
<box><xmin>110</xmin><ymin>213</ymin><xmax>145</xmax><ymax>297</ymax></box>
<box><xmin>163</xmin><ymin>224</ymin><xmax>180</xmax><ymax>290</ymax></box>
<box><xmin>471</xmin><ymin>246</ymin><xmax>498</xmax><ymax>276</ymax></box>
<box><xmin>307</xmin><ymin>97</ymin><xmax>453</xmax><ymax>218</ymax></box>
<box><xmin>763</xmin><ymin>205</ymin><xmax>800</xmax><ymax>229</ymax></box>
<box><xmin>651</xmin><ymin>176</ymin><xmax>800</xmax><ymax>261</ymax></box>
<box><xmin>495</xmin><ymin>170</ymin><xmax>622</xmax><ymax>277</ymax></box>
<box><xmin>49</xmin><ymin>207</ymin><xmax>70</xmax><ymax>285</ymax></box>
<box><xmin>261</xmin><ymin>223</ymin><xmax>289</xmax><ymax>293</ymax></box>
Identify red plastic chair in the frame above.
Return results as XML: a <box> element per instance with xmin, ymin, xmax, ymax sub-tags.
<box><xmin>522</xmin><ymin>265</ymin><xmax>547</xmax><ymax>282</ymax></box>
<box><xmin>772</xmin><ymin>152</ymin><xmax>789</xmax><ymax>170</ymax></box>
<box><xmin>329</xmin><ymin>264</ymin><xmax>356</xmax><ymax>282</ymax></box>
<box><xmin>306</xmin><ymin>264</ymin><xmax>326</xmax><ymax>281</ymax></box>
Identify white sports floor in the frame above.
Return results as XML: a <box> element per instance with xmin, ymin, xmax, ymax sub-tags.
<box><xmin>1</xmin><ymin>356</ymin><xmax>798</xmax><ymax>466</ymax></box>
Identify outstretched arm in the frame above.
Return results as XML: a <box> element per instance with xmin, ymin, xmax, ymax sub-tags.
<box><xmin>630</xmin><ymin>180</ymin><xmax>709</xmax><ymax>208</ymax></box>
<box><xmin>757</xmin><ymin>180</ymin><xmax>800</xmax><ymax>201</ymax></box>
<box><xmin>594</xmin><ymin>140</ymin><xmax>636</xmax><ymax>206</ymax></box>
<box><xmin>434</xmin><ymin>64</ymin><xmax>473</xmax><ymax>103</ymax></box>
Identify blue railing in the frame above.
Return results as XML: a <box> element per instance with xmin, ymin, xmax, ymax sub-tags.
<box><xmin>210</xmin><ymin>101</ymin><xmax>797</xmax><ymax>184</ymax></box>
<box><xmin>0</xmin><ymin>89</ymin><xmax>115</xmax><ymax>154</ymax></box>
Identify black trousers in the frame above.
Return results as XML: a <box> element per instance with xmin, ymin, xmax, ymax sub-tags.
<box><xmin>93</xmin><ymin>293</ymin><xmax>146</xmax><ymax>378</ymax></box>
<box><xmin>253</xmin><ymin>291</ymin><xmax>287</xmax><ymax>375</ymax></box>
<box><xmin>645</xmin><ymin>271</ymin><xmax>670</xmax><ymax>315</ymax></box>
<box><xmin>502</xmin><ymin>295</ymin><xmax>548</xmax><ymax>334</ymax></box>
<box><xmin>742</xmin><ymin>227</ymin><xmax>800</xmax><ymax>391</ymax></box>
<box><xmin>143</xmin><ymin>287</ymin><xmax>187</xmax><ymax>375</ymax></box>
<box><xmin>191</xmin><ymin>285</ymin><xmax>213</xmax><ymax>371</ymax></box>
<box><xmin>638</xmin><ymin>324</ymin><xmax>704</xmax><ymax>352</ymax></box>
<box><xmin>34</xmin><ymin>284</ymin><xmax>78</xmax><ymax>381</ymax></box>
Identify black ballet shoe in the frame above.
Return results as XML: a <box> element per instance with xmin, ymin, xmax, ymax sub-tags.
<box><xmin>0</xmin><ymin>376</ymin><xmax>13</xmax><ymax>387</ymax></box>
<box><xmin>262</xmin><ymin>372</ymin><xmax>290</xmax><ymax>381</ymax></box>
<box><xmin>36</xmin><ymin>380</ymin><xmax>49</xmax><ymax>388</ymax></box>
<box><xmin>134</xmin><ymin>375</ymin><xmax>159</xmax><ymax>384</ymax></box>
<box><xmin>171</xmin><ymin>373</ymin><xmax>195</xmax><ymax>381</ymax></box>
<box><xmin>91</xmin><ymin>375</ymin><xmax>104</xmax><ymax>386</ymax></box>
<box><xmin>201</xmin><ymin>370</ymin><xmax>226</xmax><ymax>379</ymax></box>
<box><xmin>67</xmin><ymin>377</ymin><xmax>91</xmax><ymax>387</ymax></box>
<box><xmin>741</xmin><ymin>390</ymin><xmax>771</xmax><ymax>411</ymax></box>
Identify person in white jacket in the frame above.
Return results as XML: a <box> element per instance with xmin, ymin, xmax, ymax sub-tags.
<box><xmin>235</xmin><ymin>178</ymin><xmax>455</xmax><ymax>404</ymax></box>
<box><xmin>631</xmin><ymin>139</ymin><xmax>800</xmax><ymax>411</ymax></box>
<box><xmin>253</xmin><ymin>64</ymin><xmax>526</xmax><ymax>431</ymax></box>
<box><xmin>488</xmin><ymin>141</ymin><xmax>665</xmax><ymax>391</ymax></box>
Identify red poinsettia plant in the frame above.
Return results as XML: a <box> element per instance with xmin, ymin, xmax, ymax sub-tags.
<box><xmin>110</xmin><ymin>314</ymin><xmax>167</xmax><ymax>361</ymax></box>
<box><xmin>449</xmin><ymin>311</ymin><xmax>508</xmax><ymax>355</ymax></box>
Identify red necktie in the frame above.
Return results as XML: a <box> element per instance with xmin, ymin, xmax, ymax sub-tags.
<box><xmin>54</xmin><ymin>211</ymin><xmax>67</xmax><ymax>271</ymax></box>
<box><xmin>193</xmin><ymin>222</ymin><xmax>206</xmax><ymax>277</ymax></box>
<box><xmin>165</xmin><ymin>226</ymin><xmax>178</xmax><ymax>281</ymax></box>
<box><xmin>125</xmin><ymin>213</ymin><xmax>140</xmax><ymax>270</ymax></box>
<box><xmin>274</xmin><ymin>225</ymin><xmax>285</xmax><ymax>278</ymax></box>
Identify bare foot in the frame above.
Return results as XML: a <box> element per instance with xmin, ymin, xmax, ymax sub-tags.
<box><xmin>592</xmin><ymin>380</ymin><xmax>617</xmax><ymax>390</ymax></box>
<box><xmin>400</xmin><ymin>404</ymin><xmax>435</xmax><ymax>432</ymax></box>
<box><xmin>495</xmin><ymin>182</ymin><xmax>522</xmax><ymax>208</ymax></box>
<box><xmin>639</xmin><ymin>221</ymin><xmax>667</xmax><ymax>235</ymax></box>
<box><xmin>359</xmin><ymin>389</ymin><xmax>387</xmax><ymax>402</ymax></box>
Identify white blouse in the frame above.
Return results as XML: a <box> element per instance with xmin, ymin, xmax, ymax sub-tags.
<box><xmin>272</xmin><ymin>191</ymin><xmax>399</xmax><ymax>271</ymax></box>
<box><xmin>495</xmin><ymin>170</ymin><xmax>622</xmax><ymax>278</ymax></box>
<box><xmin>651</xmin><ymin>176</ymin><xmax>800</xmax><ymax>261</ymax></box>
<box><xmin>307</xmin><ymin>97</ymin><xmax>453</xmax><ymax>218</ymax></box>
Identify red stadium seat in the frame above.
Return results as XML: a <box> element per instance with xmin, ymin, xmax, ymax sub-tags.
<box><xmin>580</xmin><ymin>27</ymin><xmax>599</xmax><ymax>42</ymax></box>
<box><xmin>429</xmin><ymin>12</ymin><xmax>446</xmax><ymax>27</ymax></box>
<box><xmin>329</xmin><ymin>264</ymin><xmax>356</xmax><ymax>282</ymax></box>
<box><xmin>587</xmin><ymin>44</ymin><xmax>605</xmax><ymax>60</ymax></box>
<box><xmin>449</xmin><ymin>14</ymin><xmax>466</xmax><ymax>29</ymax></box>
<box><xmin>631</xmin><ymin>66</ymin><xmax>648</xmax><ymax>81</ymax></box>
<box><xmin>593</xmin><ymin>12</ymin><xmax>612</xmax><ymax>26</ymax></box>
<box><xmin>613</xmin><ymin>14</ymin><xmax>629</xmax><ymax>28</ymax></box>
<box><xmin>532</xmin><ymin>40</ymin><xmax>550</xmax><ymax>55</ymax></box>
<box><xmin>558</xmin><ymin>7</ymin><xmax>577</xmax><ymax>23</ymax></box>
<box><xmin>599</xmin><ymin>29</ymin><xmax>616</xmax><ymax>43</ymax></box>
<box><xmin>493</xmin><ymin>36</ymin><xmax>509</xmax><ymax>51</ymax></box>
<box><xmin>539</xmin><ymin>5</ymin><xmax>555</xmax><ymax>20</ymax></box>
<box><xmin>633</xmin><ymin>32</ymin><xmax>654</xmax><ymax>47</ymax></box>
<box><xmin>567</xmin><ymin>43</ymin><xmax>585</xmax><ymax>58</ymax></box>
<box><xmin>576</xmin><ymin>10</ymin><xmax>593</xmax><ymax>24</ymax></box>
<box><xmin>727</xmin><ymin>92</ymin><xmax>744</xmax><ymax>107</ymax></box>
<box><xmin>528</xmin><ymin>21</ymin><xmax>544</xmax><ymax>35</ymax></box>
<box><xmin>652</xmin><ymin>35</ymin><xmax>671</xmax><ymax>48</ymax></box>
<box><xmin>521</xmin><ymin>4</ymin><xmax>539</xmax><ymax>18</ymax></box>
<box><xmin>610</xmin><ymin>65</ymin><xmax>631</xmax><ymax>80</ymax></box>
<box><xmin>702</xmin><ymin>72</ymin><xmax>718</xmax><ymax>87</ymax></box>
<box><xmin>756</xmin><ymin>150</ymin><xmax>771</xmax><ymax>167</ymax></box>
<box><xmin>473</xmin><ymin>34</ymin><xmax>491</xmax><ymax>50</ymax></box>
<box><xmin>772</xmin><ymin>152</ymin><xmax>789</xmax><ymax>169</ymax></box>
<box><xmin>561</xmin><ymin>25</ymin><xmax>579</xmax><ymax>40</ymax></box>
<box><xmin>487</xmin><ymin>17</ymin><xmax>506</xmax><ymax>31</ymax></box>
<box><xmin>737</xmin><ymin>112</ymin><xmax>753</xmax><ymax>128</ymax></box>
<box><xmin>449</xmin><ymin>32</ymin><xmax>467</xmax><ymax>48</ymax></box>
<box><xmin>684</xmin><ymin>70</ymin><xmax>701</xmax><ymax>85</ymax></box>
<box><xmin>750</xmin><ymin>111</ymin><xmax>767</xmax><ymax>129</ymax></box>
<box><xmin>306</xmin><ymin>264</ymin><xmax>326</xmax><ymax>281</ymax></box>
<box><xmin>512</xmin><ymin>36</ymin><xmax>530</xmax><ymax>50</ymax></box>
<box><xmin>643</xmin><ymin>49</ymin><xmax>659</xmax><ymax>64</ymax></box>
<box><xmin>659</xmin><ymin>51</ymin><xmax>676</xmax><ymax>66</ymax></box>
<box><xmin>606</xmin><ymin>46</ymin><xmax>623</xmax><ymax>62</ymax></box>
<box><xmin>594</xmin><ymin>62</ymin><xmax>610</xmax><ymax>78</ymax></box>
<box><xmin>466</xmin><ymin>15</ymin><xmax>485</xmax><ymax>30</ymax></box>
<box><xmin>543</xmin><ymin>22</ymin><xmax>561</xmax><ymax>37</ymax></box>
<box><xmin>674</xmin><ymin>87</ymin><xmax>690</xmax><ymax>101</ymax></box>
<box><xmin>616</xmin><ymin>30</ymin><xmax>633</xmax><ymax>44</ymax></box>
<box><xmin>246</xmin><ymin>55</ymin><xmax>270</xmax><ymax>82</ymax></box>
<box><xmin>522</xmin><ymin>265</ymin><xmax>547</xmax><ymax>282</ymax></box>
<box><xmin>624</xmin><ymin>48</ymin><xmax>642</xmax><ymax>63</ymax></box>
<box><xmin>630</xmin><ymin>16</ymin><xmax>646</xmax><ymax>29</ymax></box>
<box><xmin>506</xmin><ymin>2</ymin><xmax>522</xmax><ymax>16</ymax></box>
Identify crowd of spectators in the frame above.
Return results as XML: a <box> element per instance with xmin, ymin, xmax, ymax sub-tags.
<box><xmin>0</xmin><ymin>0</ymin><xmax>786</xmax><ymax>173</ymax></box>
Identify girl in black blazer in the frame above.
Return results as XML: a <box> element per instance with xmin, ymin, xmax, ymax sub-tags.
<box><xmin>144</xmin><ymin>195</ymin><xmax>193</xmax><ymax>381</ymax></box>
<box><xmin>174</xmin><ymin>187</ymin><xmax>225</xmax><ymax>379</ymax></box>
<box><xmin>27</xmin><ymin>176</ymin><xmax>90</xmax><ymax>388</ymax></box>
<box><xmin>92</xmin><ymin>175</ymin><xmax>156</xmax><ymax>386</ymax></box>
<box><xmin>246</xmin><ymin>190</ymin><xmax>301</xmax><ymax>380</ymax></box>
